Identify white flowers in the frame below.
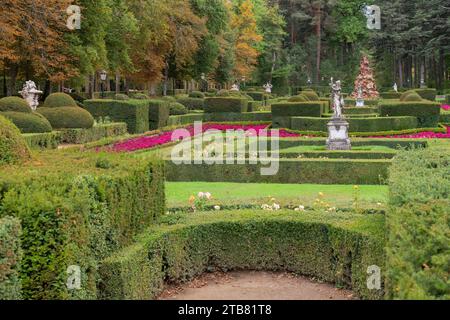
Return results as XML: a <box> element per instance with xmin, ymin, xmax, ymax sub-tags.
<box><xmin>198</xmin><ymin>192</ymin><xmax>212</xmax><ymax>200</ymax></box>
<box><xmin>261</xmin><ymin>203</ymin><xmax>281</xmax><ymax>211</ymax></box>
<box><xmin>214</xmin><ymin>205</ymin><xmax>221</xmax><ymax>211</ymax></box>
<box><xmin>294</xmin><ymin>205</ymin><xmax>305</xmax><ymax>212</ymax></box>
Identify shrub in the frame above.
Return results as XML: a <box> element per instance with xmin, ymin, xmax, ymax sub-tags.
<box><xmin>189</xmin><ymin>91</ymin><xmax>205</xmax><ymax>99</ymax></box>
<box><xmin>380</xmin><ymin>92</ymin><xmax>402</xmax><ymax>100</ymax></box>
<box><xmin>176</xmin><ymin>97</ymin><xmax>204</xmax><ymax>110</ymax></box>
<box><xmin>271</xmin><ymin>102</ymin><xmax>323</xmax><ymax>128</ymax></box>
<box><xmin>38</xmin><ymin>107</ymin><xmax>95</xmax><ymax>129</ymax></box>
<box><xmin>290</xmin><ymin>116</ymin><xmax>418</xmax><ymax>132</ymax></box>
<box><xmin>167</xmin><ymin>114</ymin><xmax>204</xmax><ymax>127</ymax></box>
<box><xmin>169</xmin><ymin>102</ymin><xmax>188</xmax><ymax>115</ymax></box>
<box><xmin>0</xmin><ymin>151</ymin><xmax>165</xmax><ymax>299</ymax></box>
<box><xmin>149</xmin><ymin>100</ymin><xmax>170</xmax><ymax>130</ymax></box>
<box><xmin>22</xmin><ymin>132</ymin><xmax>61</xmax><ymax>150</ymax></box>
<box><xmin>114</xmin><ymin>94</ymin><xmax>130</xmax><ymax>101</ymax></box>
<box><xmin>403</xmin><ymin>92</ymin><xmax>423</xmax><ymax>102</ymax></box>
<box><xmin>204</xmin><ymin>97</ymin><xmax>248</xmax><ymax>113</ymax></box>
<box><xmin>399</xmin><ymin>90</ymin><xmax>417</xmax><ymax>102</ymax></box>
<box><xmin>378</xmin><ymin>101</ymin><xmax>441</xmax><ymax>127</ymax></box>
<box><xmin>387</xmin><ymin>147</ymin><xmax>450</xmax><ymax>299</ymax></box>
<box><xmin>414</xmin><ymin>88</ymin><xmax>437</xmax><ymax>101</ymax></box>
<box><xmin>245</xmin><ymin>91</ymin><xmax>267</xmax><ymax>102</ymax></box>
<box><xmin>99</xmin><ymin>210</ymin><xmax>385</xmax><ymax>300</ymax></box>
<box><xmin>131</xmin><ymin>93</ymin><xmax>150</xmax><ymax>100</ymax></box>
<box><xmin>204</xmin><ymin>112</ymin><xmax>271</xmax><ymax>123</ymax></box>
<box><xmin>288</xmin><ymin>95</ymin><xmax>309</xmax><ymax>102</ymax></box>
<box><xmin>83</xmin><ymin>99</ymin><xmax>149</xmax><ymax>134</ymax></box>
<box><xmin>0</xmin><ymin>216</ymin><xmax>22</xmax><ymax>300</ymax></box>
<box><xmin>0</xmin><ymin>96</ymin><xmax>31</xmax><ymax>113</ymax></box>
<box><xmin>247</xmin><ymin>100</ymin><xmax>262</xmax><ymax>112</ymax></box>
<box><xmin>44</xmin><ymin>93</ymin><xmax>78</xmax><ymax>108</ymax></box>
<box><xmin>300</xmin><ymin>90</ymin><xmax>320</xmax><ymax>101</ymax></box>
<box><xmin>0</xmin><ymin>115</ymin><xmax>31</xmax><ymax>165</ymax></box>
<box><xmin>1</xmin><ymin>111</ymin><xmax>52</xmax><ymax>133</ymax></box>
<box><xmin>161</xmin><ymin>96</ymin><xmax>176</xmax><ymax>102</ymax></box>
<box><xmin>58</xmin><ymin>123</ymin><xmax>128</xmax><ymax>144</ymax></box>
<box><xmin>216</xmin><ymin>89</ymin><xmax>230</xmax><ymax>97</ymax></box>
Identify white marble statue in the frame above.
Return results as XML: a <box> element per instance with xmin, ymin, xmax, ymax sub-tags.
<box><xmin>330</xmin><ymin>79</ymin><xmax>344</xmax><ymax>118</ymax></box>
<box><xmin>356</xmin><ymin>85</ymin><xmax>365</xmax><ymax>107</ymax></box>
<box><xmin>19</xmin><ymin>81</ymin><xmax>43</xmax><ymax>111</ymax></box>
<box><xmin>263</xmin><ymin>82</ymin><xmax>273</xmax><ymax>94</ymax></box>
<box><xmin>393</xmin><ymin>83</ymin><xmax>398</xmax><ymax>93</ymax></box>
<box><xmin>230</xmin><ymin>83</ymin><xmax>240</xmax><ymax>92</ymax></box>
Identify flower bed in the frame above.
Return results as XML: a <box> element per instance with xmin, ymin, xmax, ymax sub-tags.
<box><xmin>369</xmin><ymin>125</ymin><xmax>450</xmax><ymax>139</ymax></box>
<box><xmin>112</xmin><ymin>123</ymin><xmax>301</xmax><ymax>152</ymax></box>
<box><xmin>441</xmin><ymin>104</ymin><xmax>450</xmax><ymax>111</ymax></box>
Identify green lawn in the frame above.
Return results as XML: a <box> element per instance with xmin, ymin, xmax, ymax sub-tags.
<box><xmin>166</xmin><ymin>182</ymin><xmax>388</xmax><ymax>208</ymax></box>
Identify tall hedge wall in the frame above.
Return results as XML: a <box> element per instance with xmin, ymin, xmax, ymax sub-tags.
<box><xmin>84</xmin><ymin>99</ymin><xmax>149</xmax><ymax>134</ymax></box>
<box><xmin>148</xmin><ymin>100</ymin><xmax>170</xmax><ymax>130</ymax></box>
<box><xmin>272</xmin><ymin>102</ymin><xmax>324</xmax><ymax>128</ymax></box>
<box><xmin>386</xmin><ymin>146</ymin><xmax>450</xmax><ymax>300</ymax></box>
<box><xmin>290</xmin><ymin>116</ymin><xmax>418</xmax><ymax>133</ymax></box>
<box><xmin>0</xmin><ymin>216</ymin><xmax>22</xmax><ymax>300</ymax></box>
<box><xmin>99</xmin><ymin>210</ymin><xmax>385</xmax><ymax>300</ymax></box>
<box><xmin>165</xmin><ymin>159</ymin><xmax>389</xmax><ymax>185</ymax></box>
<box><xmin>380</xmin><ymin>92</ymin><xmax>402</xmax><ymax>99</ymax></box>
<box><xmin>0</xmin><ymin>150</ymin><xmax>165</xmax><ymax>299</ymax></box>
<box><xmin>378</xmin><ymin>101</ymin><xmax>441</xmax><ymax>127</ymax></box>
<box><xmin>204</xmin><ymin>97</ymin><xmax>248</xmax><ymax>113</ymax></box>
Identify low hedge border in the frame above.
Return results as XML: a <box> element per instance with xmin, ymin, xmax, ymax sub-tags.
<box><xmin>0</xmin><ymin>151</ymin><xmax>165</xmax><ymax>299</ymax></box>
<box><xmin>22</xmin><ymin>132</ymin><xmax>61</xmax><ymax>149</ymax></box>
<box><xmin>414</xmin><ymin>88</ymin><xmax>437</xmax><ymax>101</ymax></box>
<box><xmin>378</xmin><ymin>101</ymin><xmax>441</xmax><ymax>127</ymax></box>
<box><xmin>343</xmin><ymin>107</ymin><xmax>379</xmax><ymax>115</ymax></box>
<box><xmin>279</xmin><ymin>150</ymin><xmax>397</xmax><ymax>160</ymax></box>
<box><xmin>0</xmin><ymin>216</ymin><xmax>22</xmax><ymax>300</ymax></box>
<box><xmin>59</xmin><ymin>123</ymin><xmax>128</xmax><ymax>144</ymax></box>
<box><xmin>167</xmin><ymin>114</ymin><xmax>205</xmax><ymax>127</ymax></box>
<box><xmin>165</xmin><ymin>158</ymin><xmax>390</xmax><ymax>185</ymax></box>
<box><xmin>290</xmin><ymin>116</ymin><xmax>419</xmax><ymax>133</ymax></box>
<box><xmin>99</xmin><ymin>210</ymin><xmax>385</xmax><ymax>300</ymax></box>
<box><xmin>84</xmin><ymin>99</ymin><xmax>149</xmax><ymax>134</ymax></box>
<box><xmin>380</xmin><ymin>92</ymin><xmax>402</xmax><ymax>100</ymax></box>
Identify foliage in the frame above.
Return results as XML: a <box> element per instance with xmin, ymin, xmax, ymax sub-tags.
<box><xmin>169</xmin><ymin>102</ymin><xmax>188</xmax><ymax>116</ymax></box>
<box><xmin>1</xmin><ymin>111</ymin><xmax>53</xmax><ymax>133</ymax></box>
<box><xmin>22</xmin><ymin>132</ymin><xmax>61</xmax><ymax>150</ymax></box>
<box><xmin>38</xmin><ymin>107</ymin><xmax>95</xmax><ymax>129</ymax></box>
<box><xmin>114</xmin><ymin>94</ymin><xmax>130</xmax><ymax>101</ymax></box>
<box><xmin>188</xmin><ymin>91</ymin><xmax>205</xmax><ymax>99</ymax></box>
<box><xmin>378</xmin><ymin>101</ymin><xmax>442</xmax><ymax>127</ymax></box>
<box><xmin>59</xmin><ymin>123</ymin><xmax>128</xmax><ymax>144</ymax></box>
<box><xmin>0</xmin><ymin>97</ymin><xmax>31</xmax><ymax>113</ymax></box>
<box><xmin>0</xmin><ymin>216</ymin><xmax>22</xmax><ymax>300</ymax></box>
<box><xmin>204</xmin><ymin>97</ymin><xmax>249</xmax><ymax>113</ymax></box>
<box><xmin>148</xmin><ymin>100</ymin><xmax>170</xmax><ymax>130</ymax></box>
<box><xmin>176</xmin><ymin>97</ymin><xmax>205</xmax><ymax>111</ymax></box>
<box><xmin>43</xmin><ymin>93</ymin><xmax>78</xmax><ymax>108</ymax></box>
<box><xmin>0</xmin><ymin>114</ymin><xmax>31</xmax><ymax>165</ymax></box>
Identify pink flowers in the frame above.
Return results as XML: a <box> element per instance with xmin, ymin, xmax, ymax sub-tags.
<box><xmin>369</xmin><ymin>126</ymin><xmax>450</xmax><ymax>139</ymax></box>
<box><xmin>111</xmin><ymin>124</ymin><xmax>302</xmax><ymax>152</ymax></box>
<box><xmin>442</xmin><ymin>105</ymin><xmax>450</xmax><ymax>111</ymax></box>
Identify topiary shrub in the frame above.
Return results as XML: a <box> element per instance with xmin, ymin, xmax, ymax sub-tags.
<box><xmin>131</xmin><ymin>93</ymin><xmax>150</xmax><ymax>100</ymax></box>
<box><xmin>44</xmin><ymin>93</ymin><xmax>78</xmax><ymax>108</ymax></box>
<box><xmin>37</xmin><ymin>107</ymin><xmax>94</xmax><ymax>129</ymax></box>
<box><xmin>114</xmin><ymin>94</ymin><xmax>130</xmax><ymax>101</ymax></box>
<box><xmin>169</xmin><ymin>102</ymin><xmax>188</xmax><ymax>115</ymax></box>
<box><xmin>216</xmin><ymin>89</ymin><xmax>230</xmax><ymax>97</ymax></box>
<box><xmin>161</xmin><ymin>96</ymin><xmax>176</xmax><ymax>102</ymax></box>
<box><xmin>300</xmin><ymin>90</ymin><xmax>320</xmax><ymax>101</ymax></box>
<box><xmin>403</xmin><ymin>92</ymin><xmax>423</xmax><ymax>102</ymax></box>
<box><xmin>204</xmin><ymin>97</ymin><xmax>248</xmax><ymax>113</ymax></box>
<box><xmin>176</xmin><ymin>97</ymin><xmax>204</xmax><ymax>110</ymax></box>
<box><xmin>399</xmin><ymin>90</ymin><xmax>417</xmax><ymax>102</ymax></box>
<box><xmin>0</xmin><ymin>114</ymin><xmax>31</xmax><ymax>165</ymax></box>
<box><xmin>1</xmin><ymin>111</ymin><xmax>52</xmax><ymax>133</ymax></box>
<box><xmin>288</xmin><ymin>95</ymin><xmax>309</xmax><ymax>102</ymax></box>
<box><xmin>414</xmin><ymin>88</ymin><xmax>437</xmax><ymax>101</ymax></box>
<box><xmin>189</xmin><ymin>91</ymin><xmax>205</xmax><ymax>99</ymax></box>
<box><xmin>0</xmin><ymin>96</ymin><xmax>31</xmax><ymax>113</ymax></box>
<box><xmin>0</xmin><ymin>216</ymin><xmax>22</xmax><ymax>300</ymax></box>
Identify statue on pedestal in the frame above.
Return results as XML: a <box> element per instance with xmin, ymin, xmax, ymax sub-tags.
<box><xmin>393</xmin><ymin>83</ymin><xmax>398</xmax><ymax>93</ymax></box>
<box><xmin>19</xmin><ymin>81</ymin><xmax>43</xmax><ymax>111</ymax></box>
<box><xmin>263</xmin><ymin>82</ymin><xmax>273</xmax><ymax>94</ymax></box>
<box><xmin>230</xmin><ymin>83</ymin><xmax>240</xmax><ymax>92</ymax></box>
<box><xmin>356</xmin><ymin>85</ymin><xmax>365</xmax><ymax>107</ymax></box>
<box><xmin>327</xmin><ymin>78</ymin><xmax>351</xmax><ymax>150</ymax></box>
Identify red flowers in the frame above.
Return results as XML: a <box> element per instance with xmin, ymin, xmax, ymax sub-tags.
<box><xmin>369</xmin><ymin>126</ymin><xmax>450</xmax><ymax>139</ymax></box>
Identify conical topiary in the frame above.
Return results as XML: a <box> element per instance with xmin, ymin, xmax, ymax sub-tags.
<box><xmin>351</xmin><ymin>55</ymin><xmax>379</xmax><ymax>99</ymax></box>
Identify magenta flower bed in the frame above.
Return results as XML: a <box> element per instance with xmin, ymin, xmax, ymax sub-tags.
<box><xmin>111</xmin><ymin>124</ymin><xmax>302</xmax><ymax>152</ymax></box>
<box><xmin>442</xmin><ymin>105</ymin><xmax>450</xmax><ymax>111</ymax></box>
<box><xmin>369</xmin><ymin>126</ymin><xmax>450</xmax><ymax>139</ymax></box>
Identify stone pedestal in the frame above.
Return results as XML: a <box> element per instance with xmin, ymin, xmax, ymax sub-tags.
<box><xmin>326</xmin><ymin>118</ymin><xmax>351</xmax><ymax>150</ymax></box>
<box><xmin>356</xmin><ymin>98</ymin><xmax>365</xmax><ymax>107</ymax></box>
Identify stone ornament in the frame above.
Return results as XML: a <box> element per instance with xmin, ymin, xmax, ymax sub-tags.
<box><xmin>263</xmin><ymin>82</ymin><xmax>273</xmax><ymax>94</ymax></box>
<box><xmin>19</xmin><ymin>80</ymin><xmax>43</xmax><ymax>111</ymax></box>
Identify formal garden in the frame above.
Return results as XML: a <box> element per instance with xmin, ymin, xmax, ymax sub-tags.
<box><xmin>0</xmin><ymin>0</ymin><xmax>449</xmax><ymax>301</ymax></box>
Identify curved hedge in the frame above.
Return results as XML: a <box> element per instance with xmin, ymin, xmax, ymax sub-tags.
<box><xmin>99</xmin><ymin>211</ymin><xmax>385</xmax><ymax>300</ymax></box>
<box><xmin>189</xmin><ymin>91</ymin><xmax>205</xmax><ymax>99</ymax></box>
<box><xmin>44</xmin><ymin>93</ymin><xmax>78</xmax><ymax>108</ymax></box>
<box><xmin>403</xmin><ymin>92</ymin><xmax>422</xmax><ymax>102</ymax></box>
<box><xmin>177</xmin><ymin>97</ymin><xmax>204</xmax><ymax>110</ymax></box>
<box><xmin>0</xmin><ymin>96</ymin><xmax>31</xmax><ymax>113</ymax></box>
<box><xmin>169</xmin><ymin>102</ymin><xmax>188</xmax><ymax>115</ymax></box>
<box><xmin>288</xmin><ymin>95</ymin><xmax>309</xmax><ymax>102</ymax></box>
<box><xmin>38</xmin><ymin>107</ymin><xmax>95</xmax><ymax>129</ymax></box>
<box><xmin>1</xmin><ymin>111</ymin><xmax>52</xmax><ymax>133</ymax></box>
<box><xmin>301</xmin><ymin>90</ymin><xmax>320</xmax><ymax>101</ymax></box>
<box><xmin>0</xmin><ymin>115</ymin><xmax>31</xmax><ymax>165</ymax></box>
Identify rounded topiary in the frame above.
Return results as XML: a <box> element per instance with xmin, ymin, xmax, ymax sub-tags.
<box><xmin>1</xmin><ymin>112</ymin><xmax>52</xmax><ymax>133</ymax></box>
<box><xmin>132</xmin><ymin>93</ymin><xmax>150</xmax><ymax>100</ymax></box>
<box><xmin>0</xmin><ymin>96</ymin><xmax>32</xmax><ymax>113</ymax></box>
<box><xmin>189</xmin><ymin>91</ymin><xmax>205</xmax><ymax>99</ymax></box>
<box><xmin>37</xmin><ymin>107</ymin><xmax>94</xmax><ymax>129</ymax></box>
<box><xmin>300</xmin><ymin>90</ymin><xmax>319</xmax><ymax>101</ymax></box>
<box><xmin>288</xmin><ymin>95</ymin><xmax>309</xmax><ymax>102</ymax></box>
<box><xmin>169</xmin><ymin>102</ymin><xmax>188</xmax><ymax>115</ymax></box>
<box><xmin>216</xmin><ymin>89</ymin><xmax>230</xmax><ymax>97</ymax></box>
<box><xmin>114</xmin><ymin>94</ymin><xmax>130</xmax><ymax>101</ymax></box>
<box><xmin>400</xmin><ymin>90</ymin><xmax>416</xmax><ymax>101</ymax></box>
<box><xmin>0</xmin><ymin>114</ymin><xmax>31</xmax><ymax>165</ymax></box>
<box><xmin>161</xmin><ymin>96</ymin><xmax>177</xmax><ymax>102</ymax></box>
<box><xmin>403</xmin><ymin>92</ymin><xmax>423</xmax><ymax>102</ymax></box>
<box><xmin>44</xmin><ymin>93</ymin><xmax>77</xmax><ymax>108</ymax></box>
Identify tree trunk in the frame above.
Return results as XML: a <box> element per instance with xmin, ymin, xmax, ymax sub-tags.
<box><xmin>7</xmin><ymin>63</ymin><xmax>18</xmax><ymax>96</ymax></box>
<box><xmin>315</xmin><ymin>3</ymin><xmax>322</xmax><ymax>83</ymax></box>
<box><xmin>115</xmin><ymin>73</ymin><xmax>120</xmax><ymax>93</ymax></box>
<box><xmin>163</xmin><ymin>61</ymin><xmax>169</xmax><ymax>96</ymax></box>
<box><xmin>398</xmin><ymin>59</ymin><xmax>403</xmax><ymax>88</ymax></box>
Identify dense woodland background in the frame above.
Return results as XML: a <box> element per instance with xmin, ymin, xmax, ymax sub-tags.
<box><xmin>1</xmin><ymin>0</ymin><xmax>449</xmax><ymax>97</ymax></box>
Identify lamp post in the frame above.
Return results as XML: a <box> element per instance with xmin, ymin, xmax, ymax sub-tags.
<box><xmin>99</xmin><ymin>70</ymin><xmax>107</xmax><ymax>98</ymax></box>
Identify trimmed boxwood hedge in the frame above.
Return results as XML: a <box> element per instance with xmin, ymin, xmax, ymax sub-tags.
<box><xmin>43</xmin><ymin>93</ymin><xmax>78</xmax><ymax>108</ymax></box>
<box><xmin>380</xmin><ymin>92</ymin><xmax>402</xmax><ymax>99</ymax></box>
<box><xmin>204</xmin><ymin>112</ymin><xmax>271</xmax><ymax>123</ymax></box>
<box><xmin>0</xmin><ymin>96</ymin><xmax>31</xmax><ymax>113</ymax></box>
<box><xmin>414</xmin><ymin>88</ymin><xmax>437</xmax><ymax>101</ymax></box>
<box><xmin>38</xmin><ymin>107</ymin><xmax>95</xmax><ymax>129</ymax></box>
<box><xmin>245</xmin><ymin>91</ymin><xmax>267</xmax><ymax>102</ymax></box>
<box><xmin>290</xmin><ymin>116</ymin><xmax>418</xmax><ymax>133</ymax></box>
<box><xmin>59</xmin><ymin>123</ymin><xmax>128</xmax><ymax>144</ymax></box>
<box><xmin>149</xmin><ymin>100</ymin><xmax>170</xmax><ymax>130</ymax></box>
<box><xmin>22</xmin><ymin>132</ymin><xmax>61</xmax><ymax>150</ymax></box>
<box><xmin>1</xmin><ymin>111</ymin><xmax>53</xmax><ymax>133</ymax></box>
<box><xmin>165</xmin><ymin>158</ymin><xmax>390</xmax><ymax>185</ymax></box>
<box><xmin>176</xmin><ymin>97</ymin><xmax>204</xmax><ymax>110</ymax></box>
<box><xmin>272</xmin><ymin>102</ymin><xmax>324</xmax><ymax>128</ymax></box>
<box><xmin>344</xmin><ymin>99</ymin><xmax>379</xmax><ymax>106</ymax></box>
<box><xmin>84</xmin><ymin>99</ymin><xmax>149</xmax><ymax>133</ymax></box>
<box><xmin>0</xmin><ymin>115</ymin><xmax>31</xmax><ymax>165</ymax></box>
<box><xmin>188</xmin><ymin>91</ymin><xmax>205</xmax><ymax>99</ymax></box>
<box><xmin>204</xmin><ymin>97</ymin><xmax>248</xmax><ymax>113</ymax></box>
<box><xmin>99</xmin><ymin>210</ymin><xmax>385</xmax><ymax>300</ymax></box>
<box><xmin>378</xmin><ymin>101</ymin><xmax>441</xmax><ymax>127</ymax></box>
<box><xmin>167</xmin><ymin>114</ymin><xmax>204</xmax><ymax>127</ymax></box>
<box><xmin>0</xmin><ymin>216</ymin><xmax>22</xmax><ymax>300</ymax></box>
<box><xmin>386</xmin><ymin>147</ymin><xmax>449</xmax><ymax>300</ymax></box>
<box><xmin>0</xmin><ymin>150</ymin><xmax>165</xmax><ymax>299</ymax></box>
